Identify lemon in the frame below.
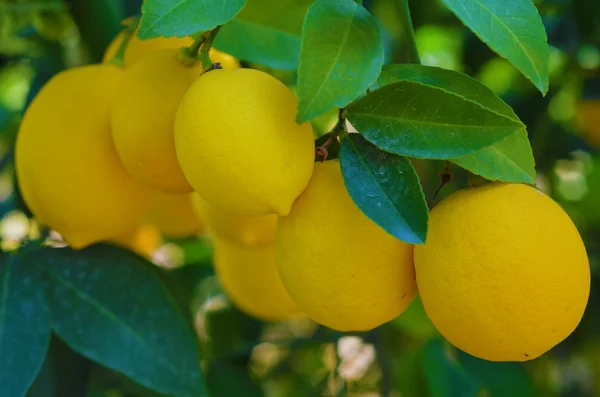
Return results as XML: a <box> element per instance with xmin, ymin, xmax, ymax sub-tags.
<box><xmin>16</xmin><ymin>65</ymin><xmax>152</xmax><ymax>248</ymax></box>
<box><xmin>275</xmin><ymin>160</ymin><xmax>416</xmax><ymax>331</ymax></box>
<box><xmin>112</xmin><ymin>224</ymin><xmax>162</xmax><ymax>257</ymax></box>
<box><xmin>148</xmin><ymin>192</ymin><xmax>205</xmax><ymax>238</ymax></box>
<box><xmin>175</xmin><ymin>68</ymin><xmax>315</xmax><ymax>216</ymax></box>
<box><xmin>102</xmin><ymin>30</ymin><xmax>239</xmax><ymax>68</ymax></box>
<box><xmin>213</xmin><ymin>237</ymin><xmax>301</xmax><ymax>321</ymax></box>
<box><xmin>191</xmin><ymin>193</ymin><xmax>277</xmax><ymax>246</ymax></box>
<box><xmin>415</xmin><ymin>183</ymin><xmax>590</xmax><ymax>362</ymax></box>
<box><xmin>110</xmin><ymin>49</ymin><xmax>196</xmax><ymax>192</ymax></box>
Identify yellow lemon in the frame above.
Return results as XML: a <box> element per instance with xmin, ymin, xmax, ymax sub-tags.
<box><xmin>175</xmin><ymin>68</ymin><xmax>315</xmax><ymax>216</ymax></box>
<box><xmin>102</xmin><ymin>30</ymin><xmax>239</xmax><ymax>68</ymax></box>
<box><xmin>15</xmin><ymin>65</ymin><xmax>152</xmax><ymax>248</ymax></box>
<box><xmin>213</xmin><ymin>237</ymin><xmax>301</xmax><ymax>321</ymax></box>
<box><xmin>112</xmin><ymin>223</ymin><xmax>162</xmax><ymax>257</ymax></box>
<box><xmin>577</xmin><ymin>100</ymin><xmax>600</xmax><ymax>148</ymax></box>
<box><xmin>414</xmin><ymin>183</ymin><xmax>590</xmax><ymax>362</ymax></box>
<box><xmin>191</xmin><ymin>193</ymin><xmax>277</xmax><ymax>246</ymax></box>
<box><xmin>147</xmin><ymin>192</ymin><xmax>205</xmax><ymax>238</ymax></box>
<box><xmin>275</xmin><ymin>160</ymin><xmax>416</xmax><ymax>331</ymax></box>
<box><xmin>110</xmin><ymin>49</ymin><xmax>199</xmax><ymax>192</ymax></box>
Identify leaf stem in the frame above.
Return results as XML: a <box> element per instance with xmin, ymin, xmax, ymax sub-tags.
<box><xmin>397</xmin><ymin>0</ymin><xmax>421</xmax><ymax>64</ymax></box>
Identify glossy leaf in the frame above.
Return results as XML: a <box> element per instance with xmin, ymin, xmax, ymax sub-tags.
<box><xmin>0</xmin><ymin>254</ymin><xmax>51</xmax><ymax>397</ymax></box>
<box><xmin>423</xmin><ymin>339</ymin><xmax>481</xmax><ymax>397</ymax></box>
<box><xmin>379</xmin><ymin>64</ymin><xmax>535</xmax><ymax>182</ymax></box>
<box><xmin>347</xmin><ymin>81</ymin><xmax>524</xmax><ymax>159</ymax></box>
<box><xmin>452</xmin><ymin>130</ymin><xmax>536</xmax><ymax>184</ymax></box>
<box><xmin>379</xmin><ymin>64</ymin><xmax>520</xmax><ymax>121</ymax></box>
<box><xmin>296</xmin><ymin>0</ymin><xmax>384</xmax><ymax>122</ymax></box>
<box><xmin>34</xmin><ymin>245</ymin><xmax>206</xmax><ymax>397</ymax></box>
<box><xmin>457</xmin><ymin>351</ymin><xmax>535</xmax><ymax>397</ymax></box>
<box><xmin>214</xmin><ymin>0</ymin><xmax>312</xmax><ymax>70</ymax></box>
<box><xmin>340</xmin><ymin>134</ymin><xmax>428</xmax><ymax>244</ymax></box>
<box><xmin>138</xmin><ymin>0</ymin><xmax>248</xmax><ymax>39</ymax></box>
<box><xmin>441</xmin><ymin>0</ymin><xmax>549</xmax><ymax>94</ymax></box>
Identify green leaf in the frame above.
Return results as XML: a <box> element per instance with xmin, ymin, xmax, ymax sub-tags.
<box><xmin>340</xmin><ymin>134</ymin><xmax>428</xmax><ymax>244</ymax></box>
<box><xmin>379</xmin><ymin>64</ymin><xmax>520</xmax><ymax>121</ymax></box>
<box><xmin>138</xmin><ymin>0</ymin><xmax>248</xmax><ymax>39</ymax></box>
<box><xmin>452</xmin><ymin>130</ymin><xmax>536</xmax><ymax>184</ymax></box>
<box><xmin>440</xmin><ymin>0</ymin><xmax>549</xmax><ymax>94</ymax></box>
<box><xmin>296</xmin><ymin>0</ymin><xmax>384</xmax><ymax>122</ymax></box>
<box><xmin>457</xmin><ymin>351</ymin><xmax>535</xmax><ymax>397</ymax></box>
<box><xmin>33</xmin><ymin>245</ymin><xmax>206</xmax><ymax>397</ymax></box>
<box><xmin>0</xmin><ymin>253</ymin><xmax>51</xmax><ymax>397</ymax></box>
<box><xmin>346</xmin><ymin>80</ymin><xmax>524</xmax><ymax>159</ymax></box>
<box><xmin>214</xmin><ymin>0</ymin><xmax>312</xmax><ymax>70</ymax></box>
<box><xmin>378</xmin><ymin>64</ymin><xmax>535</xmax><ymax>183</ymax></box>
<box><xmin>423</xmin><ymin>339</ymin><xmax>481</xmax><ymax>397</ymax></box>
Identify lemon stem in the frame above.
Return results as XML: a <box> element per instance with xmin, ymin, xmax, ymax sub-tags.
<box><xmin>199</xmin><ymin>25</ymin><xmax>222</xmax><ymax>70</ymax></box>
<box><xmin>185</xmin><ymin>31</ymin><xmax>208</xmax><ymax>59</ymax></box>
<box><xmin>316</xmin><ymin>109</ymin><xmax>347</xmax><ymax>161</ymax></box>
<box><xmin>109</xmin><ymin>18</ymin><xmax>138</xmax><ymax>67</ymax></box>
<box><xmin>179</xmin><ymin>26</ymin><xmax>221</xmax><ymax>68</ymax></box>
<box><xmin>429</xmin><ymin>161</ymin><xmax>453</xmax><ymax>208</ymax></box>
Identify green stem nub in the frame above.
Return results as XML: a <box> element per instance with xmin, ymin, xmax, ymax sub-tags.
<box><xmin>109</xmin><ymin>17</ymin><xmax>139</xmax><ymax>68</ymax></box>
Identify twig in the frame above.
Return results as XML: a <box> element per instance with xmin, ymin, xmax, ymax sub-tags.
<box><xmin>429</xmin><ymin>161</ymin><xmax>452</xmax><ymax>208</ymax></box>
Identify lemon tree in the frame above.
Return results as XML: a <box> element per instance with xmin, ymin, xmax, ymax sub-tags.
<box><xmin>1</xmin><ymin>0</ymin><xmax>598</xmax><ymax>396</ymax></box>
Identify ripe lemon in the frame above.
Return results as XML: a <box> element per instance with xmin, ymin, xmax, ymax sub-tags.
<box><xmin>102</xmin><ymin>30</ymin><xmax>239</xmax><ymax>68</ymax></box>
<box><xmin>147</xmin><ymin>192</ymin><xmax>205</xmax><ymax>238</ymax></box>
<box><xmin>213</xmin><ymin>237</ymin><xmax>300</xmax><ymax>321</ymax></box>
<box><xmin>577</xmin><ymin>100</ymin><xmax>600</xmax><ymax>148</ymax></box>
<box><xmin>415</xmin><ymin>183</ymin><xmax>590</xmax><ymax>362</ymax></box>
<box><xmin>275</xmin><ymin>160</ymin><xmax>416</xmax><ymax>331</ymax></box>
<box><xmin>112</xmin><ymin>223</ymin><xmax>162</xmax><ymax>257</ymax></box>
<box><xmin>191</xmin><ymin>193</ymin><xmax>277</xmax><ymax>246</ymax></box>
<box><xmin>111</xmin><ymin>49</ymin><xmax>197</xmax><ymax>192</ymax></box>
<box><xmin>175</xmin><ymin>68</ymin><xmax>315</xmax><ymax>216</ymax></box>
<box><xmin>16</xmin><ymin>65</ymin><xmax>152</xmax><ymax>248</ymax></box>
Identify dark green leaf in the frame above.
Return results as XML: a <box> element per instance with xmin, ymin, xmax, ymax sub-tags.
<box><xmin>423</xmin><ymin>339</ymin><xmax>481</xmax><ymax>397</ymax></box>
<box><xmin>457</xmin><ymin>351</ymin><xmax>535</xmax><ymax>397</ymax></box>
<box><xmin>452</xmin><ymin>130</ymin><xmax>536</xmax><ymax>184</ymax></box>
<box><xmin>296</xmin><ymin>0</ymin><xmax>384</xmax><ymax>122</ymax></box>
<box><xmin>379</xmin><ymin>64</ymin><xmax>520</xmax><ymax>121</ymax></box>
<box><xmin>340</xmin><ymin>134</ymin><xmax>428</xmax><ymax>244</ymax></box>
<box><xmin>214</xmin><ymin>0</ymin><xmax>312</xmax><ymax>70</ymax></box>
<box><xmin>0</xmin><ymin>253</ymin><xmax>51</xmax><ymax>397</ymax></box>
<box><xmin>33</xmin><ymin>245</ymin><xmax>206</xmax><ymax>397</ymax></box>
<box><xmin>346</xmin><ymin>81</ymin><xmax>524</xmax><ymax>159</ymax></box>
<box><xmin>28</xmin><ymin>337</ymin><xmax>93</xmax><ymax>397</ymax></box>
<box><xmin>138</xmin><ymin>0</ymin><xmax>248</xmax><ymax>39</ymax></box>
<box><xmin>378</xmin><ymin>64</ymin><xmax>535</xmax><ymax>182</ymax></box>
<box><xmin>440</xmin><ymin>0</ymin><xmax>549</xmax><ymax>94</ymax></box>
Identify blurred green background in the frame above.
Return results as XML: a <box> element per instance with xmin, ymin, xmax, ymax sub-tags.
<box><xmin>1</xmin><ymin>0</ymin><xmax>600</xmax><ymax>396</ymax></box>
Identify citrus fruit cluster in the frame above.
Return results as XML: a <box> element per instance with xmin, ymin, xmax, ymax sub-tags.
<box><xmin>15</xmin><ymin>30</ymin><xmax>590</xmax><ymax>363</ymax></box>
